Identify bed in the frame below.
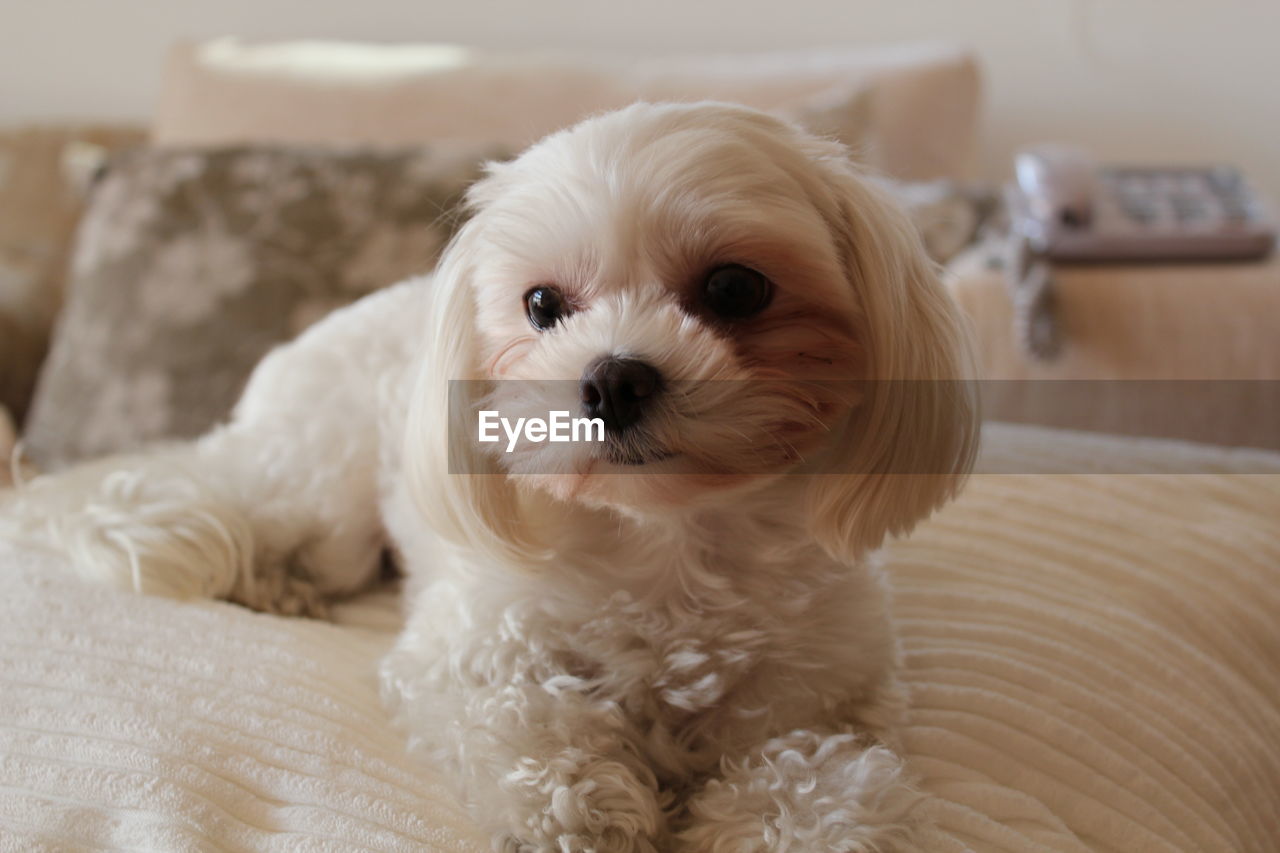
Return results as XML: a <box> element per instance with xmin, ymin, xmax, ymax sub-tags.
<box><xmin>2</xmin><ymin>422</ymin><xmax>1279</xmax><ymax>852</ymax></box>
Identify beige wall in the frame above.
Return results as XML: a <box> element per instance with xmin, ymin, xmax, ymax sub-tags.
<box><xmin>3</xmin><ymin>0</ymin><xmax>1277</xmax><ymax>197</ymax></box>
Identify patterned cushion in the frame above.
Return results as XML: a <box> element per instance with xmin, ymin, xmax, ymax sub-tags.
<box><xmin>0</xmin><ymin>125</ymin><xmax>147</xmax><ymax>423</ymax></box>
<box><xmin>24</xmin><ymin>145</ymin><xmax>501</xmax><ymax>468</ymax></box>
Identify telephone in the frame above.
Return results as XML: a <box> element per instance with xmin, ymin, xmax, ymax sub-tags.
<box><xmin>1008</xmin><ymin>145</ymin><xmax>1276</xmax><ymax>262</ymax></box>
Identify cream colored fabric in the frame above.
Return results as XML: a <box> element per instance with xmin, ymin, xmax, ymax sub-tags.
<box><xmin>1</xmin><ymin>424</ymin><xmax>1278</xmax><ymax>851</ymax></box>
<box><xmin>0</xmin><ymin>552</ymin><xmax>487</xmax><ymax>852</ymax></box>
<box><xmin>948</xmin><ymin>251</ymin><xmax>1280</xmax><ymax>449</ymax></box>
<box><xmin>152</xmin><ymin>39</ymin><xmax>980</xmax><ymax>182</ymax></box>
<box><xmin>903</xmin><ymin>425</ymin><xmax>1280</xmax><ymax>852</ymax></box>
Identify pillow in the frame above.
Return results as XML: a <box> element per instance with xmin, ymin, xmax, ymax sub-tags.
<box><xmin>2</xmin><ymin>426</ymin><xmax>1278</xmax><ymax>850</ymax></box>
<box><xmin>781</xmin><ymin>80</ymin><xmax>878</xmax><ymax>165</ymax></box>
<box><xmin>875</xmin><ymin>178</ymin><xmax>997</xmax><ymax>264</ymax></box>
<box><xmin>152</xmin><ymin>39</ymin><xmax>980</xmax><ymax>181</ymax></box>
<box><xmin>0</xmin><ymin>125</ymin><xmax>146</xmax><ymax>423</ymax></box>
<box><xmin>24</xmin><ymin>144</ymin><xmax>501</xmax><ymax>469</ymax></box>
<box><xmin>0</xmin><ymin>405</ymin><xmax>15</xmax><ymax>483</ymax></box>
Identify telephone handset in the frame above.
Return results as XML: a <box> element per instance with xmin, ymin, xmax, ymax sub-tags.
<box><xmin>1008</xmin><ymin>145</ymin><xmax>1275</xmax><ymax>262</ymax></box>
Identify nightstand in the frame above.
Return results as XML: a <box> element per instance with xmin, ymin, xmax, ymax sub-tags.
<box><xmin>945</xmin><ymin>249</ymin><xmax>1280</xmax><ymax>449</ymax></box>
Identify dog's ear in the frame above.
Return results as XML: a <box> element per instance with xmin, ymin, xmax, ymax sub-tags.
<box><xmin>803</xmin><ymin>151</ymin><xmax>979</xmax><ymax>562</ymax></box>
<box><xmin>402</xmin><ymin>169</ymin><xmax>550</xmax><ymax>567</ymax></box>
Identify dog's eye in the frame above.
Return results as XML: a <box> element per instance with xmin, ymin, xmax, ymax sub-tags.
<box><xmin>703</xmin><ymin>265</ymin><xmax>773</xmax><ymax>319</ymax></box>
<box><xmin>525</xmin><ymin>286</ymin><xmax>569</xmax><ymax>331</ymax></box>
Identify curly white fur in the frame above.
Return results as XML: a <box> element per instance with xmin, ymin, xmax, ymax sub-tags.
<box><xmin>1</xmin><ymin>102</ymin><xmax>977</xmax><ymax>851</ymax></box>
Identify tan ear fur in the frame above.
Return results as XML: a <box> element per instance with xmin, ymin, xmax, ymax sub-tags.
<box><xmin>402</xmin><ymin>173</ymin><xmax>552</xmax><ymax>567</ymax></box>
<box><xmin>804</xmin><ymin>157</ymin><xmax>980</xmax><ymax>561</ymax></box>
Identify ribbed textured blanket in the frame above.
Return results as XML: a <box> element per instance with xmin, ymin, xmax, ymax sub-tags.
<box><xmin>2</xmin><ymin>424</ymin><xmax>1278</xmax><ymax>852</ymax></box>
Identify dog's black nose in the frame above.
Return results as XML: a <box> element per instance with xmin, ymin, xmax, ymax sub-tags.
<box><xmin>580</xmin><ymin>357</ymin><xmax>662</xmax><ymax>432</ymax></box>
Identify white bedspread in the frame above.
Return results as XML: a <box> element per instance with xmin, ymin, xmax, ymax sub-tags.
<box><xmin>2</xmin><ymin>424</ymin><xmax>1278</xmax><ymax>852</ymax></box>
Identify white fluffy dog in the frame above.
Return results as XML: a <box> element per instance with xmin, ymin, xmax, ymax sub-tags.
<box><xmin>2</xmin><ymin>102</ymin><xmax>978</xmax><ymax>852</ymax></box>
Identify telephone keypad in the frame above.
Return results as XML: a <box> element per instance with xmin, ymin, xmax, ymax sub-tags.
<box><xmin>1012</xmin><ymin>164</ymin><xmax>1275</xmax><ymax>261</ymax></box>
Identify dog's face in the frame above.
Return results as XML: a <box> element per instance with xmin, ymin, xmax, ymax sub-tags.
<box><xmin>409</xmin><ymin>103</ymin><xmax>977</xmax><ymax>561</ymax></box>
<box><xmin>466</xmin><ymin>105</ymin><xmax>867</xmax><ymax>510</ymax></box>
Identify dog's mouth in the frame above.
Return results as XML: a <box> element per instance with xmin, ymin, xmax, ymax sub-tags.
<box><xmin>605</xmin><ymin>446</ymin><xmax>677</xmax><ymax>466</ymax></box>
<box><xmin>603</xmin><ymin>436</ymin><xmax>677</xmax><ymax>466</ymax></box>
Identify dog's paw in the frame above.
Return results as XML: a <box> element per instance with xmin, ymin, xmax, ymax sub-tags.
<box><xmin>230</xmin><ymin>564</ymin><xmax>330</xmax><ymax>619</ymax></box>
<box><xmin>494</xmin><ymin>756</ymin><xmax>664</xmax><ymax>853</ymax></box>
<box><xmin>0</xmin><ymin>452</ymin><xmax>255</xmax><ymax>601</ymax></box>
<box><xmin>676</xmin><ymin>731</ymin><xmax>924</xmax><ymax>853</ymax></box>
